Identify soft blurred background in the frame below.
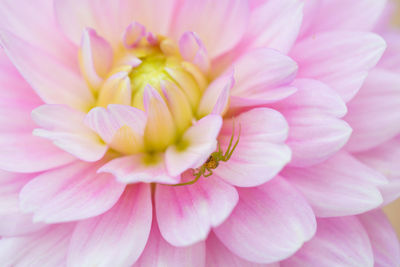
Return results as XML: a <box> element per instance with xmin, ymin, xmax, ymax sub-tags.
<box><xmin>383</xmin><ymin>0</ymin><xmax>400</xmax><ymax>237</ymax></box>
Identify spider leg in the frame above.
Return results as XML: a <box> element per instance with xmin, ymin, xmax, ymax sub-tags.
<box><xmin>172</xmin><ymin>172</ymin><xmax>202</xmax><ymax>186</ymax></box>
<box><xmin>226</xmin><ymin>123</ymin><xmax>241</xmax><ymax>161</ymax></box>
<box><xmin>223</xmin><ymin>121</ymin><xmax>236</xmax><ymax>159</ymax></box>
<box><xmin>204</xmin><ymin>168</ymin><xmax>214</xmax><ymax>177</ymax></box>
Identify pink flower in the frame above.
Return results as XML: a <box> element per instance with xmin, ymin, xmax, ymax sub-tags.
<box><xmin>0</xmin><ymin>0</ymin><xmax>398</xmax><ymax>266</ymax></box>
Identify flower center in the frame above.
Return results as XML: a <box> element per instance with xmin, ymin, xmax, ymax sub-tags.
<box><xmin>95</xmin><ymin>33</ymin><xmax>209</xmax><ymax>154</ymax></box>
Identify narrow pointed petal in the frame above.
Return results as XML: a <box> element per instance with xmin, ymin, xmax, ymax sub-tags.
<box><xmin>198</xmin><ymin>71</ymin><xmax>234</xmax><ymax>118</ymax></box>
<box><xmin>215</xmin><ymin>108</ymin><xmax>291</xmax><ymax>187</ymax></box>
<box><xmin>345</xmin><ymin>69</ymin><xmax>400</xmax><ymax>152</ymax></box>
<box><xmin>32</xmin><ymin>104</ymin><xmax>107</xmax><ymax>162</ymax></box>
<box><xmin>165</xmin><ymin>68</ymin><xmax>201</xmax><ymax>108</ymax></box>
<box><xmin>79</xmin><ymin>28</ymin><xmax>113</xmax><ymax>90</ymax></box>
<box><xmin>166</xmin><ymin>115</ymin><xmax>222</xmax><ymax>177</ymax></box>
<box><xmin>281</xmin><ymin>217</ymin><xmax>374</xmax><ymax>267</ymax></box>
<box><xmin>68</xmin><ymin>185</ymin><xmax>152</xmax><ymax>267</ymax></box>
<box><xmin>97</xmin><ymin>74</ymin><xmax>132</xmax><ymax>107</ymax></box>
<box><xmin>99</xmin><ymin>154</ymin><xmax>180</xmax><ymax>185</ymax></box>
<box><xmin>358</xmin><ymin>210</ymin><xmax>400</xmax><ymax>267</ymax></box>
<box><xmin>290</xmin><ymin>31</ymin><xmax>386</xmax><ymax>102</ymax></box>
<box><xmin>123</xmin><ymin>22</ymin><xmax>146</xmax><ymax>49</ymax></box>
<box><xmin>179</xmin><ymin>32</ymin><xmax>210</xmax><ymax>72</ymax></box>
<box><xmin>143</xmin><ymin>86</ymin><xmax>176</xmax><ymax>151</ymax></box>
<box><xmin>85</xmin><ymin>107</ymin><xmax>121</xmax><ymax>143</ymax></box>
<box><xmin>162</xmin><ymin>81</ymin><xmax>193</xmax><ymax>133</ymax></box>
<box><xmin>107</xmin><ymin>104</ymin><xmax>147</xmax><ymax>153</ymax></box>
<box><xmin>0</xmin><ymin>29</ymin><xmax>94</xmax><ymax>111</ymax></box>
<box><xmin>134</xmin><ymin>218</ymin><xmax>206</xmax><ymax>267</ymax></box>
<box><xmin>214</xmin><ymin>177</ymin><xmax>316</xmax><ymax>263</ymax></box>
<box><xmin>20</xmin><ymin>161</ymin><xmax>126</xmax><ymax>223</ymax></box>
<box><xmin>206</xmin><ymin>232</ymin><xmax>279</xmax><ymax>267</ymax></box>
<box><xmin>283</xmin><ymin>152</ymin><xmax>386</xmax><ymax>217</ymax></box>
<box><xmin>172</xmin><ymin>0</ymin><xmax>250</xmax><ymax>58</ymax></box>
<box><xmin>156</xmin><ymin>175</ymin><xmax>238</xmax><ymax>246</ymax></box>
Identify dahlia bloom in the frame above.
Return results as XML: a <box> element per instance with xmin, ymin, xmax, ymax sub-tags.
<box><xmin>0</xmin><ymin>0</ymin><xmax>399</xmax><ymax>266</ymax></box>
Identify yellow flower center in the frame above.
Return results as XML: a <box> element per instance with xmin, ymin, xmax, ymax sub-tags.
<box><xmin>95</xmin><ymin>35</ymin><xmax>209</xmax><ymax>154</ymax></box>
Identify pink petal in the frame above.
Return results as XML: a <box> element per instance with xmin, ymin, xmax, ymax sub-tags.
<box><xmin>32</xmin><ymin>104</ymin><xmax>107</xmax><ymax>162</ymax></box>
<box><xmin>282</xmin><ymin>151</ymin><xmax>386</xmax><ymax>217</ymax></box>
<box><xmin>0</xmin><ymin>224</ymin><xmax>75</xmax><ymax>267</ymax></box>
<box><xmin>68</xmin><ymin>185</ymin><xmax>152</xmax><ymax>267</ymax></box>
<box><xmin>214</xmin><ymin>108</ymin><xmax>291</xmax><ymax>187</ymax></box>
<box><xmin>20</xmin><ymin>161</ymin><xmax>125</xmax><ymax>223</ymax></box>
<box><xmin>85</xmin><ymin>107</ymin><xmax>121</xmax><ymax>143</ymax></box>
<box><xmin>0</xmin><ymin>50</ymin><xmax>42</xmax><ymax>132</ymax></box>
<box><xmin>106</xmin><ymin>104</ymin><xmax>147</xmax><ymax>139</ymax></box>
<box><xmin>243</xmin><ymin>0</ymin><xmax>303</xmax><ymax>54</ymax></box>
<box><xmin>212</xmin><ymin>85</ymin><xmax>232</xmax><ymax>116</ymax></box>
<box><xmin>197</xmin><ymin>71</ymin><xmax>235</xmax><ymax>118</ymax></box>
<box><xmin>281</xmin><ymin>217</ymin><xmax>374</xmax><ymax>266</ymax></box>
<box><xmin>345</xmin><ymin>69</ymin><xmax>400</xmax><ymax>152</ymax></box>
<box><xmin>282</xmin><ymin>108</ymin><xmax>351</xmax><ymax>167</ymax></box>
<box><xmin>0</xmin><ymin>170</ymin><xmax>46</xmax><ymax>237</ymax></box>
<box><xmin>358</xmin><ymin>210</ymin><xmax>400</xmax><ymax>267</ymax></box>
<box><xmin>0</xmin><ymin>0</ymin><xmax>77</xmax><ymax>68</ymax></box>
<box><xmin>273</xmin><ymin>79</ymin><xmax>347</xmax><ymax>118</ymax></box>
<box><xmin>0</xmin><ymin>170</ymin><xmax>35</xmax><ymax>214</ymax></box>
<box><xmin>0</xmin><ymin>213</ymin><xmax>46</xmax><ymax>237</ymax></box>
<box><xmin>214</xmin><ymin>177</ymin><xmax>316</xmax><ymax>263</ymax></box>
<box><xmin>123</xmin><ymin>22</ymin><xmax>146</xmax><ymax>49</ymax></box>
<box><xmin>143</xmin><ymin>86</ymin><xmax>176</xmax><ymax>151</ymax></box>
<box><xmin>290</xmin><ymin>31</ymin><xmax>386</xmax><ymax>102</ymax></box>
<box><xmin>179</xmin><ymin>32</ymin><xmax>210</xmax><ymax>73</ymax></box>
<box><xmin>302</xmin><ymin>0</ymin><xmax>387</xmax><ymax>36</ymax></box>
<box><xmin>206</xmin><ymin>232</ymin><xmax>279</xmax><ymax>267</ymax></box>
<box><xmin>172</xmin><ymin>0</ymin><xmax>250</xmax><ymax>58</ymax></box>
<box><xmin>79</xmin><ymin>28</ymin><xmax>113</xmax><ymax>88</ymax></box>
<box><xmin>0</xmin><ymin>132</ymin><xmax>76</xmax><ymax>173</ymax></box>
<box><xmin>378</xmin><ymin>31</ymin><xmax>400</xmax><ymax>72</ymax></box>
<box><xmin>55</xmin><ymin>0</ymin><xmax>178</xmax><ymax>46</ymax></box>
<box><xmin>355</xmin><ymin>136</ymin><xmax>400</xmax><ymax>204</ymax></box>
<box><xmin>0</xmin><ymin>29</ymin><xmax>94</xmax><ymax>111</ymax></box>
<box><xmin>134</xmin><ymin>214</ymin><xmax>206</xmax><ymax>267</ymax></box>
<box><xmin>165</xmin><ymin>115</ymin><xmax>222</xmax><ymax>177</ymax></box>
<box><xmin>128</xmin><ymin>0</ymin><xmax>179</xmax><ymax>36</ymax></box>
<box><xmin>99</xmin><ymin>154</ymin><xmax>180</xmax><ymax>185</ymax></box>
<box><xmin>230</xmin><ymin>48</ymin><xmax>298</xmax><ymax>108</ymax></box>
<box><xmin>156</xmin><ymin>176</ymin><xmax>238</xmax><ymax>247</ymax></box>
<box><xmin>271</xmin><ymin>78</ymin><xmax>351</xmax><ymax>167</ymax></box>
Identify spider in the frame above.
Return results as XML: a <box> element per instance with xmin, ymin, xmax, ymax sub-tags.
<box><xmin>173</xmin><ymin>122</ymin><xmax>241</xmax><ymax>186</ymax></box>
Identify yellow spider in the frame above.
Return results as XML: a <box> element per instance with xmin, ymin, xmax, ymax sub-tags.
<box><xmin>173</xmin><ymin>123</ymin><xmax>241</xmax><ymax>186</ymax></box>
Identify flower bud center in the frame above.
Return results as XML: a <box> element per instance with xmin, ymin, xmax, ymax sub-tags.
<box><xmin>96</xmin><ymin>35</ymin><xmax>209</xmax><ymax>153</ymax></box>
